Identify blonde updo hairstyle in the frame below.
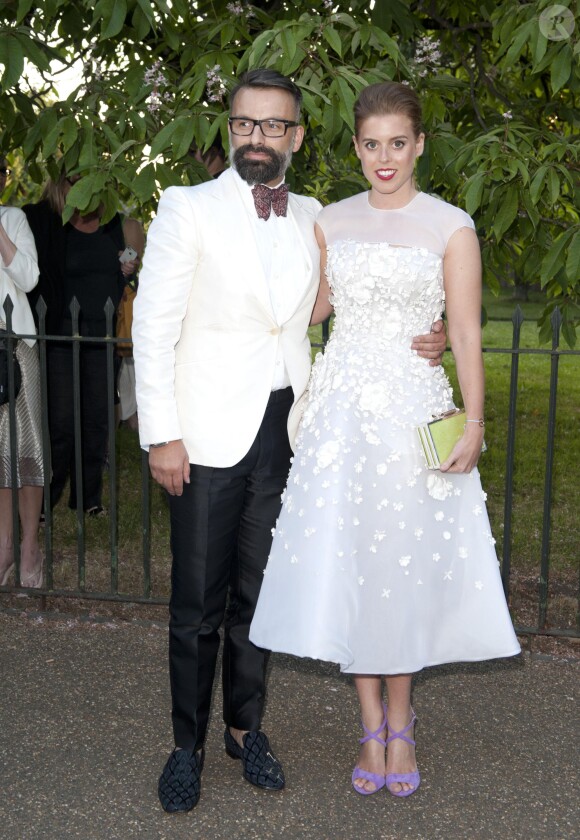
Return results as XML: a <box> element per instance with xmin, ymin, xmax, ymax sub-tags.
<box><xmin>354</xmin><ymin>82</ymin><xmax>423</xmax><ymax>140</ymax></box>
<box><xmin>41</xmin><ymin>173</ymin><xmax>70</xmax><ymax>216</ymax></box>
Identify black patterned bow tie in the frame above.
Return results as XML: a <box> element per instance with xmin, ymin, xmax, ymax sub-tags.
<box><xmin>251</xmin><ymin>183</ymin><xmax>289</xmax><ymax>221</ymax></box>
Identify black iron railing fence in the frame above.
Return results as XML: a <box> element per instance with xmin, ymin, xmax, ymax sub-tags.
<box><xmin>0</xmin><ymin>295</ymin><xmax>578</xmax><ymax>637</ymax></box>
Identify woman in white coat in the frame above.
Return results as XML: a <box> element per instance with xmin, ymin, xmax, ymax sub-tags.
<box><xmin>0</xmin><ymin>163</ymin><xmax>44</xmax><ymax>587</ymax></box>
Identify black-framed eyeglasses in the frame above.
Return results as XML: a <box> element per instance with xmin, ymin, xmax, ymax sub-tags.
<box><xmin>228</xmin><ymin>117</ymin><xmax>299</xmax><ymax>138</ymax></box>
<box><xmin>0</xmin><ymin>167</ymin><xmax>10</xmax><ymax>176</ymax></box>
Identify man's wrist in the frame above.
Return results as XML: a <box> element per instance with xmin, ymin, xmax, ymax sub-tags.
<box><xmin>150</xmin><ymin>441</ymin><xmax>170</xmax><ymax>448</ymax></box>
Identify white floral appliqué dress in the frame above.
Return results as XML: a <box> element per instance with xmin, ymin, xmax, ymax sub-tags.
<box><xmin>250</xmin><ymin>191</ymin><xmax>520</xmax><ymax>674</ymax></box>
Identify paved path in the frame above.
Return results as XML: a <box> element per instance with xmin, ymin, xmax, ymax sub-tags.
<box><xmin>0</xmin><ymin>608</ymin><xmax>577</xmax><ymax>840</ymax></box>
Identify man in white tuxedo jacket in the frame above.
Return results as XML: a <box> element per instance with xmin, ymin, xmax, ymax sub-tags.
<box><xmin>133</xmin><ymin>69</ymin><xmax>445</xmax><ymax>813</ymax></box>
<box><xmin>133</xmin><ymin>70</ymin><xmax>320</xmax><ymax>812</ymax></box>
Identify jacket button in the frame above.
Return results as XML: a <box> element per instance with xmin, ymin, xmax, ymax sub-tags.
<box><xmin>270</xmin><ymin>327</ymin><xmax>281</xmax><ymax>335</ymax></box>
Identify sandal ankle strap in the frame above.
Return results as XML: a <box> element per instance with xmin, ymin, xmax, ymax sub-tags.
<box><xmin>385</xmin><ymin>709</ymin><xmax>417</xmax><ymax>747</ymax></box>
<box><xmin>359</xmin><ymin>702</ymin><xmax>388</xmax><ymax>747</ymax></box>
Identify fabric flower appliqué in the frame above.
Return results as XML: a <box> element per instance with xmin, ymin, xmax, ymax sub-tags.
<box><xmin>349</xmin><ymin>275</ymin><xmax>375</xmax><ymax>304</ymax></box>
<box><xmin>359</xmin><ymin>383</ymin><xmax>390</xmax><ymax>417</ymax></box>
<box><xmin>380</xmin><ymin>318</ymin><xmax>401</xmax><ymax>341</ymax></box>
<box><xmin>316</xmin><ymin>440</ymin><xmax>340</xmax><ymax>469</ymax></box>
<box><xmin>427</xmin><ymin>474</ymin><xmax>454</xmax><ymax>501</ymax></box>
<box><xmin>362</xmin><ymin>426</ymin><xmax>381</xmax><ymax>446</ymax></box>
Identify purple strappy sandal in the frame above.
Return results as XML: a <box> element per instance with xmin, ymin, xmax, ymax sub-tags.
<box><xmin>351</xmin><ymin>703</ymin><xmax>388</xmax><ymax>796</ymax></box>
<box><xmin>385</xmin><ymin>708</ymin><xmax>420</xmax><ymax>798</ymax></box>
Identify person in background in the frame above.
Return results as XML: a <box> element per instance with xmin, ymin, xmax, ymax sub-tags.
<box><xmin>192</xmin><ymin>136</ymin><xmax>227</xmax><ymax>179</ymax></box>
<box><xmin>132</xmin><ymin>69</ymin><xmax>446</xmax><ymax>814</ymax></box>
<box><xmin>0</xmin><ymin>160</ymin><xmax>6</xmax><ymax>196</ymax></box>
<box><xmin>23</xmin><ymin>175</ymin><xmax>144</xmax><ymax>516</ymax></box>
<box><xmin>116</xmin><ymin>336</ymin><xmax>139</xmax><ymax>431</ymax></box>
<box><xmin>0</xmin><ymin>158</ymin><xmax>44</xmax><ymax>587</ymax></box>
<box><xmin>116</xmin><ymin>262</ymin><xmax>142</xmax><ymax>433</ymax></box>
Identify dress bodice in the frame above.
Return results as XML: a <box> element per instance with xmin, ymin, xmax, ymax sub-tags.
<box><xmin>327</xmin><ymin>242</ymin><xmax>443</xmax><ymax>346</ymax></box>
<box><xmin>317</xmin><ymin>190</ymin><xmax>474</xmax><ymax>348</ymax></box>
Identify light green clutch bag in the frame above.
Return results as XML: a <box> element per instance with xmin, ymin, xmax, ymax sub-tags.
<box><xmin>417</xmin><ymin>409</ymin><xmax>486</xmax><ymax>469</ymax></box>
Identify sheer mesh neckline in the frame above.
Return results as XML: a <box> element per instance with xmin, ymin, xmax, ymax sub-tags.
<box><xmin>365</xmin><ymin>190</ymin><xmax>422</xmax><ymax>213</ymax></box>
<box><xmin>318</xmin><ymin>191</ymin><xmax>474</xmax><ymax>258</ymax></box>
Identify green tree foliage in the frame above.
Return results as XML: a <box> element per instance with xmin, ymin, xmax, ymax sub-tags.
<box><xmin>0</xmin><ymin>0</ymin><xmax>578</xmax><ymax>341</ymax></box>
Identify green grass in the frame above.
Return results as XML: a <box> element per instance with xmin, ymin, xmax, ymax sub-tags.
<box><xmin>482</xmin><ymin>287</ymin><xmax>548</xmax><ymax>322</ymax></box>
<box><xmin>44</xmin><ymin>290</ymin><xmax>579</xmax><ymax>633</ymax></box>
<box><xmin>482</xmin><ymin>287</ymin><xmax>580</xmax><ymax>326</ymax></box>
<box><xmin>456</xmin><ymin>330</ymin><xmax>579</xmax><ymax>632</ymax></box>
<box><xmin>43</xmin><ymin>428</ymin><xmax>172</xmax><ymax>600</ymax></box>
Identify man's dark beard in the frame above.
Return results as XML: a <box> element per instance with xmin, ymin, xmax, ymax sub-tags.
<box><xmin>232</xmin><ymin>144</ymin><xmax>290</xmax><ymax>185</ymax></box>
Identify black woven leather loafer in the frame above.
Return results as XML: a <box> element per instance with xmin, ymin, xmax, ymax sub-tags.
<box><xmin>224</xmin><ymin>729</ymin><xmax>285</xmax><ymax>790</ymax></box>
<box><xmin>158</xmin><ymin>747</ymin><xmax>205</xmax><ymax>812</ymax></box>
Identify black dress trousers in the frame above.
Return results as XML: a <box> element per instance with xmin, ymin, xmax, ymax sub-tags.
<box><xmin>167</xmin><ymin>387</ymin><xmax>294</xmax><ymax>751</ymax></box>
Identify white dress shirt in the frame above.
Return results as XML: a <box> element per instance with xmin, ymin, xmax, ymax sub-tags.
<box><xmin>238</xmin><ymin>177</ymin><xmax>303</xmax><ymax>390</ymax></box>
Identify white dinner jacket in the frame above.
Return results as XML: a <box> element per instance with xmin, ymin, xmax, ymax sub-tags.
<box><xmin>0</xmin><ymin>207</ymin><xmax>39</xmax><ymax>346</ymax></box>
<box><xmin>133</xmin><ymin>168</ymin><xmax>322</xmax><ymax>467</ymax></box>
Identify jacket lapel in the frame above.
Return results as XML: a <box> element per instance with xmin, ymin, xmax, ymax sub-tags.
<box><xmin>284</xmin><ymin>193</ymin><xmax>316</xmax><ymax>314</ymax></box>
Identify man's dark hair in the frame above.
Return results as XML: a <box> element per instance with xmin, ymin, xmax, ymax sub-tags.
<box><xmin>230</xmin><ymin>69</ymin><xmax>302</xmax><ymax>120</ymax></box>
